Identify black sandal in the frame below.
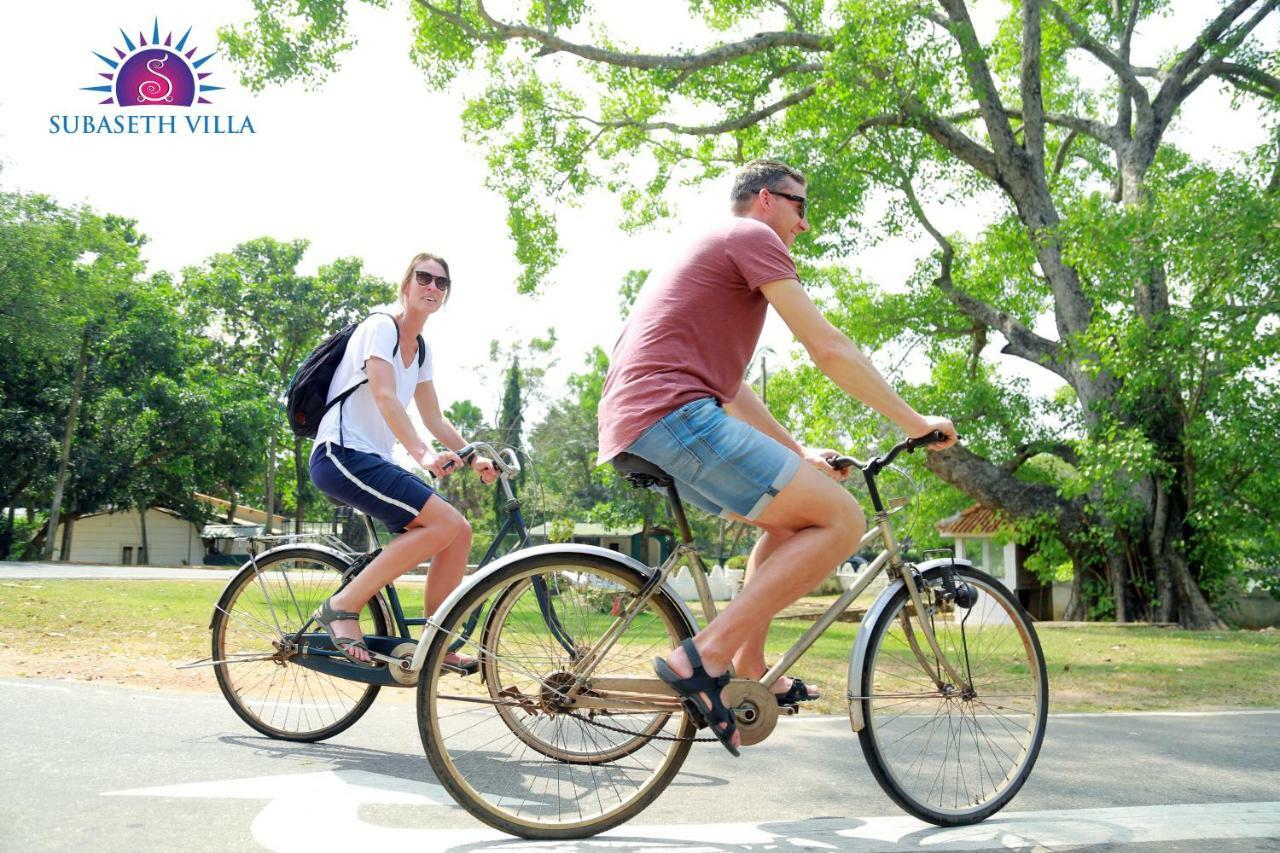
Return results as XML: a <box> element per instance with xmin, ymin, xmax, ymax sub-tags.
<box><xmin>312</xmin><ymin>597</ymin><xmax>375</xmax><ymax>667</ymax></box>
<box><xmin>653</xmin><ymin>638</ymin><xmax>740</xmax><ymax>757</ymax></box>
<box><xmin>774</xmin><ymin>676</ymin><xmax>820</xmax><ymax>706</ymax></box>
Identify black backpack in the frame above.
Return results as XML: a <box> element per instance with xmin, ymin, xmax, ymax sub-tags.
<box><xmin>286</xmin><ymin>313</ymin><xmax>425</xmax><ymax>439</ymax></box>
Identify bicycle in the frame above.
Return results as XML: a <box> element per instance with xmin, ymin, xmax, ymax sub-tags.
<box><xmin>187</xmin><ymin>442</ymin><xmax>529</xmax><ymax>742</ymax></box>
<box><xmin>413</xmin><ymin>432</ymin><xmax>1048</xmax><ymax>839</ymax></box>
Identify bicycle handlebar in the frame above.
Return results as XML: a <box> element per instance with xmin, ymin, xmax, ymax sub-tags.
<box><xmin>829</xmin><ymin>429</ymin><xmax>954</xmax><ymax>477</ymax></box>
<box><xmin>448</xmin><ymin>441</ymin><xmax>522</xmax><ymax>478</ymax></box>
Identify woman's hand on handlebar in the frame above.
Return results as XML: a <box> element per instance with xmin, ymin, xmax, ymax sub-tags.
<box><xmin>426</xmin><ymin>449</ymin><xmax>465</xmax><ymax>479</ymax></box>
<box><xmin>470</xmin><ymin>455</ymin><xmax>499</xmax><ymax>485</ymax></box>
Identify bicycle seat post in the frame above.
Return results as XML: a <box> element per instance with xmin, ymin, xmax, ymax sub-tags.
<box><xmin>664</xmin><ymin>485</ymin><xmax>696</xmax><ymax>546</ymax></box>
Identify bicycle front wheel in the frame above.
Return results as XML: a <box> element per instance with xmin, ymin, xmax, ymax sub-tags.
<box><xmin>418</xmin><ymin>552</ymin><xmax>696</xmax><ymax>839</ymax></box>
<box><xmin>857</xmin><ymin>565</ymin><xmax>1048</xmax><ymax>825</ymax></box>
<box><xmin>211</xmin><ymin>547</ymin><xmax>389</xmax><ymax>741</ymax></box>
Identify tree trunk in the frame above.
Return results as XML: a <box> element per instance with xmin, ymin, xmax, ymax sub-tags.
<box><xmin>225</xmin><ymin>492</ymin><xmax>237</xmax><ymax>523</ymax></box>
<box><xmin>264</xmin><ymin>430</ymin><xmax>277</xmax><ymax>534</ymax></box>
<box><xmin>138</xmin><ymin>503</ymin><xmax>150</xmax><ymax>566</ymax></box>
<box><xmin>0</xmin><ymin>504</ymin><xmax>14</xmax><ymax>560</ymax></box>
<box><xmin>1063</xmin><ymin>552</ymin><xmax>1088</xmax><ymax>621</ymax></box>
<box><xmin>59</xmin><ymin>512</ymin><xmax>75</xmax><ymax>561</ymax></box>
<box><xmin>294</xmin><ymin>435</ymin><xmax>306</xmax><ymax>534</ymax></box>
<box><xmin>44</xmin><ymin>326</ymin><xmax>91</xmax><ymax>560</ymax></box>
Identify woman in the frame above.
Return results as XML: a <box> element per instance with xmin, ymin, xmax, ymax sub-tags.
<box><xmin>308</xmin><ymin>252</ymin><xmax>497</xmax><ymax>667</ymax></box>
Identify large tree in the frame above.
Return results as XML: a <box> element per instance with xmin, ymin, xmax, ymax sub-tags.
<box><xmin>225</xmin><ymin>2</ymin><xmax>1278</xmax><ymax>626</ymax></box>
<box><xmin>182</xmin><ymin>238</ymin><xmax>394</xmax><ymax>531</ymax></box>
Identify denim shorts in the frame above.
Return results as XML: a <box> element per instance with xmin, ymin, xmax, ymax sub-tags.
<box><xmin>623</xmin><ymin>397</ymin><xmax>801</xmax><ymax>520</ymax></box>
<box><xmin>310</xmin><ymin>442</ymin><xmax>437</xmax><ymax>533</ymax></box>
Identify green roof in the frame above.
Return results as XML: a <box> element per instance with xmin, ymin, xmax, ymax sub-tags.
<box><xmin>527</xmin><ymin>522</ymin><xmax>643</xmax><ymax>537</ymax></box>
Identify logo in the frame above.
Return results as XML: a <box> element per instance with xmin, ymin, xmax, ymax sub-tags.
<box><xmin>50</xmin><ymin>18</ymin><xmax>254</xmax><ymax>136</ymax></box>
<box><xmin>83</xmin><ymin>19</ymin><xmax>220</xmax><ymax>107</ymax></box>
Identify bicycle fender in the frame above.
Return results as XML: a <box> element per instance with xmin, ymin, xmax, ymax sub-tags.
<box><xmin>414</xmin><ymin>543</ymin><xmax>700</xmax><ymax>670</ymax></box>
<box><xmin>241</xmin><ymin>543</ymin><xmax>356</xmax><ymax>570</ymax></box>
<box><xmin>846</xmin><ymin>557</ymin><xmax>974</xmax><ymax>733</ymax></box>
<box><xmin>209</xmin><ymin>544</ymin><xmax>360</xmax><ymax>630</ymax></box>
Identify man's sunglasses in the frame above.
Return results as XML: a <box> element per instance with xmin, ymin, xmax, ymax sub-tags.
<box><xmin>766</xmin><ymin>189</ymin><xmax>807</xmax><ymax>219</ymax></box>
<box><xmin>414</xmin><ymin>270</ymin><xmax>451</xmax><ymax>290</ymax></box>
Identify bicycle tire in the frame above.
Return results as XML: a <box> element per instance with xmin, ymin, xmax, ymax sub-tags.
<box><xmin>211</xmin><ymin>547</ymin><xmax>390</xmax><ymax>742</ymax></box>
<box><xmin>418</xmin><ymin>552</ymin><xmax>696</xmax><ymax>839</ymax></box>
<box><xmin>857</xmin><ymin>565</ymin><xmax>1048</xmax><ymax>825</ymax></box>
<box><xmin>480</xmin><ymin>576</ymin><xmax>677</xmax><ymax>764</ymax></box>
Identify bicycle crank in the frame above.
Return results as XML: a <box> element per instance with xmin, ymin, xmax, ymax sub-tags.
<box><xmin>724</xmin><ymin>680</ymin><xmax>778</xmax><ymax>746</ymax></box>
<box><xmin>385</xmin><ymin>642</ymin><xmax>419</xmax><ymax>685</ymax></box>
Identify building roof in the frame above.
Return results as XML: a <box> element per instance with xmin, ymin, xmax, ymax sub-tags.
<box><xmin>936</xmin><ymin>504</ymin><xmax>1008</xmax><ymax>537</ymax></box>
<box><xmin>527</xmin><ymin>522</ymin><xmax>643</xmax><ymax>537</ymax></box>
<box><xmin>194</xmin><ymin>493</ymin><xmax>279</xmax><ymax>530</ymax></box>
<box><xmin>201</xmin><ymin>523</ymin><xmax>265</xmax><ymax>539</ymax></box>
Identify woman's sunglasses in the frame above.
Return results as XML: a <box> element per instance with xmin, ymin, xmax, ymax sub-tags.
<box><xmin>414</xmin><ymin>270</ymin><xmax>451</xmax><ymax>290</ymax></box>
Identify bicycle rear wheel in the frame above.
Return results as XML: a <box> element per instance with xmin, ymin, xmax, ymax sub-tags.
<box><xmin>481</xmin><ymin>576</ymin><xmax>677</xmax><ymax>764</ymax></box>
<box><xmin>211</xmin><ymin>547</ymin><xmax>389</xmax><ymax>741</ymax></box>
<box><xmin>418</xmin><ymin>552</ymin><xmax>696</xmax><ymax>839</ymax></box>
<box><xmin>857</xmin><ymin>565</ymin><xmax>1048</xmax><ymax>825</ymax></box>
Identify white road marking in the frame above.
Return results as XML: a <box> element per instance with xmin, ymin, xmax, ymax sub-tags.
<box><xmin>103</xmin><ymin>769</ymin><xmax>1280</xmax><ymax>851</ymax></box>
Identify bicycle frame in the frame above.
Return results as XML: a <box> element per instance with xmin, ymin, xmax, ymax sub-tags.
<box><xmin>223</xmin><ymin>443</ymin><xmax>536</xmax><ymax>684</ymax></box>
<box><xmin>550</xmin><ymin>435</ymin><xmax>973</xmax><ymax>717</ymax></box>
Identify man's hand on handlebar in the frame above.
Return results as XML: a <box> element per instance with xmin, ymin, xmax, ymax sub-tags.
<box><xmin>915</xmin><ymin>416</ymin><xmax>958</xmax><ymax>450</ymax></box>
<box><xmin>804</xmin><ymin>447</ymin><xmax>852</xmax><ymax>482</ymax></box>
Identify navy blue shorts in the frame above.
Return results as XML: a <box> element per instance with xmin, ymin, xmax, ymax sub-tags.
<box><xmin>310</xmin><ymin>442</ymin><xmax>437</xmax><ymax>533</ymax></box>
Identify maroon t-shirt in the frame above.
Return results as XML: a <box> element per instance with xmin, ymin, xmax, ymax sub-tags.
<box><xmin>597</xmin><ymin>217</ymin><xmax>799</xmax><ymax>462</ymax></box>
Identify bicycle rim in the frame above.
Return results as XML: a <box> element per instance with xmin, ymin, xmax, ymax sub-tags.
<box><xmin>212</xmin><ymin>549</ymin><xmax>386</xmax><ymax>741</ymax></box>
<box><xmin>482</xmin><ymin>576</ymin><xmax>676</xmax><ymax>764</ymax></box>
<box><xmin>419</xmin><ymin>554</ymin><xmax>695</xmax><ymax>839</ymax></box>
<box><xmin>859</xmin><ymin>566</ymin><xmax>1048</xmax><ymax>824</ymax></box>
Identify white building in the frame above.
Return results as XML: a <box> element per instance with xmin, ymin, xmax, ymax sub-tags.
<box><xmin>53</xmin><ymin>507</ymin><xmax>202</xmax><ymax>566</ymax></box>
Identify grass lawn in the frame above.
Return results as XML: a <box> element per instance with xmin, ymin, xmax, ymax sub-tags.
<box><xmin>1</xmin><ymin>578</ymin><xmax>1277</xmax><ymax>713</ymax></box>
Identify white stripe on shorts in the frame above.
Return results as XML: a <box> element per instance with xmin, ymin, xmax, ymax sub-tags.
<box><xmin>323</xmin><ymin>442</ymin><xmax>420</xmax><ymax>518</ymax></box>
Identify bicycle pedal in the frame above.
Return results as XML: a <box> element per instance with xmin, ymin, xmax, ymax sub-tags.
<box><xmin>779</xmin><ymin>703</ymin><xmax>801</xmax><ymax>716</ymax></box>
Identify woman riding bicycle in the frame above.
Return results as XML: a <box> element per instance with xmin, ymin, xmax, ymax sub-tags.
<box><xmin>308</xmin><ymin>251</ymin><xmax>497</xmax><ymax>667</ymax></box>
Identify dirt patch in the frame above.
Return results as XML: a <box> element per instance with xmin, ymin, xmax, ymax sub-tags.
<box><xmin>0</xmin><ymin>648</ymin><xmax>217</xmax><ymax>692</ymax></box>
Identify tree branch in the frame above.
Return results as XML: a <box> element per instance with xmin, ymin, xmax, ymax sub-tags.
<box><xmin>1002</xmin><ymin>441</ymin><xmax>1081</xmax><ymax>474</ymax></box>
<box><xmin>936</xmin><ymin>0</ymin><xmax>1024</xmax><ymax>164</ymax></box>
<box><xmin>1163</xmin><ymin>0</ymin><xmax>1272</xmax><ymax>88</ymax></box>
<box><xmin>415</xmin><ymin>0</ymin><xmax>832</xmax><ymax>71</ymax></box>
<box><xmin>1021</xmin><ymin>0</ymin><xmax>1048</xmax><ymax>174</ymax></box>
<box><xmin>925</xmin><ymin>444</ymin><xmax>1089</xmax><ymax>537</ymax></box>
<box><xmin>557</xmin><ymin>84</ymin><xmax>819</xmax><ymax>136</ymax></box>
<box><xmin>1045</xmin><ymin>0</ymin><xmax>1150</xmax><ymax>112</ymax></box>
<box><xmin>1051</xmin><ymin>128</ymin><xmax>1079</xmax><ymax>180</ymax></box>
<box><xmin>1207</xmin><ymin>60</ymin><xmax>1280</xmax><ymax>99</ymax></box>
<box><xmin>899</xmin><ymin>172</ymin><xmax>1068</xmax><ymax>378</ymax></box>
<box><xmin>1176</xmin><ymin>1</ymin><xmax>1279</xmax><ymax>104</ymax></box>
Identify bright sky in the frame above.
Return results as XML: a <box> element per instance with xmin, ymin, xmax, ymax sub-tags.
<box><xmin>0</xmin><ymin>1</ymin><xmax>1271</xmax><ymax>428</ymax></box>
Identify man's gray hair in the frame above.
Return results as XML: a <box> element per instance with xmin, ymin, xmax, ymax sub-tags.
<box><xmin>730</xmin><ymin>159</ymin><xmax>807</xmax><ymax>210</ymax></box>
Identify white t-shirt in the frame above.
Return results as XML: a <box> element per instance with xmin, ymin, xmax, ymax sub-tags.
<box><xmin>314</xmin><ymin>314</ymin><xmax>434</xmax><ymax>460</ymax></box>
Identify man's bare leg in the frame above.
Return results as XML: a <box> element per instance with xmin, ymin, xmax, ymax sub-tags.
<box><xmin>660</xmin><ymin>464</ymin><xmax>865</xmax><ymax>746</ymax></box>
<box><xmin>728</xmin><ymin>528</ymin><xmax>819</xmax><ymax>697</ymax></box>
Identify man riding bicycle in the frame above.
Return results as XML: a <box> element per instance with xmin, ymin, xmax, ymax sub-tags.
<box><xmin>596</xmin><ymin>159</ymin><xmax>958</xmax><ymax>754</ymax></box>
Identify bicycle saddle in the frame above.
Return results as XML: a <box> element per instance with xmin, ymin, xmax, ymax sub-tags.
<box><xmin>610</xmin><ymin>452</ymin><xmax>674</xmax><ymax>489</ymax></box>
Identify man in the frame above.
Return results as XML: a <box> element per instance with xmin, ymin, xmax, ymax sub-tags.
<box><xmin>597</xmin><ymin>159</ymin><xmax>957</xmax><ymax>754</ymax></box>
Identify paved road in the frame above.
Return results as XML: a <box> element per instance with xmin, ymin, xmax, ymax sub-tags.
<box><xmin>3</xmin><ymin>677</ymin><xmax>1278</xmax><ymax>851</ymax></box>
